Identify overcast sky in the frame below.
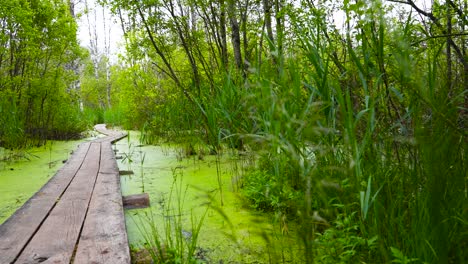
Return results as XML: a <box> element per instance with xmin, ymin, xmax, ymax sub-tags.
<box><xmin>75</xmin><ymin>0</ymin><xmax>123</xmax><ymax>62</ymax></box>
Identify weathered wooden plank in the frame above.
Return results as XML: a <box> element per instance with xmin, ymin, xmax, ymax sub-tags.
<box><xmin>94</xmin><ymin>134</ymin><xmax>127</xmax><ymax>144</ymax></box>
<box><xmin>74</xmin><ymin>142</ymin><xmax>130</xmax><ymax>264</ymax></box>
<box><xmin>123</xmin><ymin>193</ymin><xmax>150</xmax><ymax>209</ymax></box>
<box><xmin>94</xmin><ymin>124</ymin><xmax>127</xmax><ymax>144</ymax></box>
<box><xmin>0</xmin><ymin>142</ymin><xmax>91</xmax><ymax>264</ymax></box>
<box><xmin>119</xmin><ymin>170</ymin><xmax>134</xmax><ymax>176</ymax></box>
<box><xmin>14</xmin><ymin>143</ymin><xmax>101</xmax><ymax>264</ymax></box>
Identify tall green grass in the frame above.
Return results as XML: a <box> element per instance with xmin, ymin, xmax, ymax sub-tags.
<box><xmin>198</xmin><ymin>4</ymin><xmax>465</xmax><ymax>263</ymax></box>
<box><xmin>1</xmin><ymin>91</ymin><xmax>88</xmax><ymax>148</ymax></box>
<box><xmin>111</xmin><ymin>2</ymin><xmax>466</xmax><ymax>263</ymax></box>
<box><xmin>133</xmin><ymin>171</ymin><xmax>207</xmax><ymax>263</ymax></box>
<box><xmin>0</xmin><ymin>93</ymin><xmax>25</xmax><ymax>148</ymax></box>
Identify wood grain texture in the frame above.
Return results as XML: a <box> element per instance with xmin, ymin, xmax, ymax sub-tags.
<box><xmin>123</xmin><ymin>193</ymin><xmax>150</xmax><ymax>209</ymax></box>
<box><xmin>14</xmin><ymin>143</ymin><xmax>101</xmax><ymax>264</ymax></box>
<box><xmin>74</xmin><ymin>142</ymin><xmax>130</xmax><ymax>264</ymax></box>
<box><xmin>1</xmin><ymin>124</ymin><xmax>129</xmax><ymax>264</ymax></box>
<box><xmin>0</xmin><ymin>142</ymin><xmax>91</xmax><ymax>264</ymax></box>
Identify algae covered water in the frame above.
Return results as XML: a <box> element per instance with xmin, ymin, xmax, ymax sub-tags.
<box><xmin>116</xmin><ymin>132</ymin><xmax>301</xmax><ymax>263</ymax></box>
<box><xmin>0</xmin><ymin>131</ymin><xmax>300</xmax><ymax>262</ymax></box>
<box><xmin>0</xmin><ymin>138</ymin><xmax>94</xmax><ymax>224</ymax></box>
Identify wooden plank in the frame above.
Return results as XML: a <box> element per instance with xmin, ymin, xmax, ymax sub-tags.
<box><xmin>14</xmin><ymin>143</ymin><xmax>101</xmax><ymax>264</ymax></box>
<box><xmin>0</xmin><ymin>142</ymin><xmax>91</xmax><ymax>264</ymax></box>
<box><xmin>94</xmin><ymin>124</ymin><xmax>127</xmax><ymax>144</ymax></box>
<box><xmin>74</xmin><ymin>142</ymin><xmax>130</xmax><ymax>264</ymax></box>
<box><xmin>94</xmin><ymin>124</ymin><xmax>108</xmax><ymax>134</ymax></box>
<box><xmin>94</xmin><ymin>134</ymin><xmax>127</xmax><ymax>144</ymax></box>
<box><xmin>123</xmin><ymin>193</ymin><xmax>150</xmax><ymax>209</ymax></box>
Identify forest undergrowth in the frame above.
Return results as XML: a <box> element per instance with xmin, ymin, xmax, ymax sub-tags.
<box><xmin>102</xmin><ymin>1</ymin><xmax>466</xmax><ymax>263</ymax></box>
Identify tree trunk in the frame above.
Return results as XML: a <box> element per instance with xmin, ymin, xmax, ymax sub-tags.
<box><xmin>227</xmin><ymin>0</ymin><xmax>243</xmax><ymax>72</ymax></box>
<box><xmin>190</xmin><ymin>4</ymin><xmax>197</xmax><ymax>31</ymax></box>
<box><xmin>219</xmin><ymin>0</ymin><xmax>228</xmax><ymax>69</ymax></box>
<box><xmin>263</xmin><ymin>0</ymin><xmax>274</xmax><ymax>43</ymax></box>
<box><xmin>446</xmin><ymin>1</ymin><xmax>452</xmax><ymax>97</ymax></box>
<box><xmin>106</xmin><ymin>67</ymin><xmax>111</xmax><ymax>108</ymax></box>
<box><xmin>68</xmin><ymin>0</ymin><xmax>75</xmax><ymax>17</ymax></box>
<box><xmin>165</xmin><ymin>0</ymin><xmax>201</xmax><ymax>95</ymax></box>
<box><xmin>275</xmin><ymin>0</ymin><xmax>284</xmax><ymax>63</ymax></box>
<box><xmin>463</xmin><ymin>0</ymin><xmax>468</xmax><ymax>125</ymax></box>
<box><xmin>102</xmin><ymin>6</ymin><xmax>111</xmax><ymax>108</ymax></box>
<box><xmin>241</xmin><ymin>0</ymin><xmax>250</xmax><ymax>65</ymax></box>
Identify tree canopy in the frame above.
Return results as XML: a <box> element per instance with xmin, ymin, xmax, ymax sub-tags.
<box><xmin>0</xmin><ymin>0</ymin><xmax>86</xmax><ymax>147</ymax></box>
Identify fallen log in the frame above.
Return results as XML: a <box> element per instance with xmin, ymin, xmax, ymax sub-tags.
<box><xmin>123</xmin><ymin>193</ymin><xmax>150</xmax><ymax>209</ymax></box>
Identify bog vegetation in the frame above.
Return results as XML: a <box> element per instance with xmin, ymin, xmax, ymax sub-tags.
<box><xmin>1</xmin><ymin>0</ymin><xmax>466</xmax><ymax>263</ymax></box>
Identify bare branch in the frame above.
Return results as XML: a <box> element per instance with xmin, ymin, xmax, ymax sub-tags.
<box><xmin>411</xmin><ymin>32</ymin><xmax>468</xmax><ymax>46</ymax></box>
<box><xmin>387</xmin><ymin>0</ymin><xmax>468</xmax><ymax>70</ymax></box>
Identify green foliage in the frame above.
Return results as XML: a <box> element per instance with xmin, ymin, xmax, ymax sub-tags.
<box><xmin>101</xmin><ymin>0</ymin><xmax>467</xmax><ymax>263</ymax></box>
<box><xmin>49</xmin><ymin>96</ymin><xmax>87</xmax><ymax>140</ymax></box>
<box><xmin>390</xmin><ymin>247</ymin><xmax>418</xmax><ymax>264</ymax></box>
<box><xmin>359</xmin><ymin>176</ymin><xmax>382</xmax><ymax>221</ymax></box>
<box><xmin>0</xmin><ymin>93</ymin><xmax>25</xmax><ymax>148</ymax></box>
<box><xmin>134</xmin><ymin>173</ymin><xmax>207</xmax><ymax>263</ymax></box>
<box><xmin>103</xmin><ymin>106</ymin><xmax>124</xmax><ymax>127</ymax></box>
<box><xmin>0</xmin><ymin>0</ymin><xmax>85</xmax><ymax>147</ymax></box>
<box><xmin>242</xmin><ymin>169</ymin><xmax>302</xmax><ymax>214</ymax></box>
<box><xmin>82</xmin><ymin>107</ymin><xmax>104</xmax><ymax>127</ymax></box>
<box><xmin>314</xmin><ymin>212</ymin><xmax>378</xmax><ymax>264</ymax></box>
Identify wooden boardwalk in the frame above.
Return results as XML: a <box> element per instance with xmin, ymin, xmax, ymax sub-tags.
<box><xmin>0</xmin><ymin>125</ymin><xmax>130</xmax><ymax>264</ymax></box>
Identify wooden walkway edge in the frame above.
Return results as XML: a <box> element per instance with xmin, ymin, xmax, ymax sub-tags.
<box><xmin>0</xmin><ymin>125</ymin><xmax>130</xmax><ymax>264</ymax></box>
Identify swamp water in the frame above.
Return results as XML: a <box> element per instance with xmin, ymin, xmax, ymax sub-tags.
<box><xmin>0</xmin><ymin>130</ymin><xmax>301</xmax><ymax>263</ymax></box>
<box><xmin>117</xmin><ymin>132</ymin><xmax>301</xmax><ymax>263</ymax></box>
<box><xmin>0</xmin><ymin>133</ymin><xmax>104</xmax><ymax>223</ymax></box>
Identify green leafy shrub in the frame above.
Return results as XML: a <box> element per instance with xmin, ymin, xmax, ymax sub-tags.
<box><xmin>314</xmin><ymin>212</ymin><xmax>379</xmax><ymax>264</ymax></box>
<box><xmin>242</xmin><ymin>169</ymin><xmax>302</xmax><ymax>214</ymax></box>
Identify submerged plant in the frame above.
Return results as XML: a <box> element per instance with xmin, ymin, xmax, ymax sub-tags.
<box><xmin>133</xmin><ymin>170</ymin><xmax>208</xmax><ymax>264</ymax></box>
